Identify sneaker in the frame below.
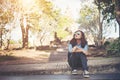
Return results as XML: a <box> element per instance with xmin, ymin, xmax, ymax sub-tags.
<box><xmin>72</xmin><ymin>69</ymin><xmax>78</xmax><ymax>75</ymax></box>
<box><xmin>83</xmin><ymin>70</ymin><xmax>90</xmax><ymax>78</ymax></box>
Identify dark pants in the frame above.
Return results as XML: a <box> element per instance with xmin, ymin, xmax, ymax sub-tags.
<box><xmin>68</xmin><ymin>52</ymin><xmax>88</xmax><ymax>71</ymax></box>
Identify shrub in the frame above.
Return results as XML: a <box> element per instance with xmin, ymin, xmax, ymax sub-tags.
<box><xmin>104</xmin><ymin>41</ymin><xmax>110</xmax><ymax>48</ymax></box>
<box><xmin>107</xmin><ymin>38</ymin><xmax>120</xmax><ymax>56</ymax></box>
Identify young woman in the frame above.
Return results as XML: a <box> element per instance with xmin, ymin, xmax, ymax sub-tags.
<box><xmin>68</xmin><ymin>30</ymin><xmax>90</xmax><ymax>78</ymax></box>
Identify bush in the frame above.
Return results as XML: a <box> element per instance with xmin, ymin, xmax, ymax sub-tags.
<box><xmin>107</xmin><ymin>38</ymin><xmax>120</xmax><ymax>56</ymax></box>
<box><xmin>104</xmin><ymin>41</ymin><xmax>110</xmax><ymax>47</ymax></box>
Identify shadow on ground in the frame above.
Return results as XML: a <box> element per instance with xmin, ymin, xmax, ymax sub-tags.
<box><xmin>0</xmin><ymin>55</ymin><xmax>18</xmax><ymax>61</ymax></box>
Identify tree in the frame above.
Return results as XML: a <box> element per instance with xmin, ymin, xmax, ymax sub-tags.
<box><xmin>115</xmin><ymin>0</ymin><xmax>120</xmax><ymax>38</ymax></box>
<box><xmin>78</xmin><ymin>4</ymin><xmax>104</xmax><ymax>46</ymax></box>
<box><xmin>18</xmin><ymin>0</ymin><xmax>53</xmax><ymax>48</ymax></box>
<box><xmin>56</xmin><ymin>15</ymin><xmax>73</xmax><ymax>39</ymax></box>
<box><xmin>0</xmin><ymin>0</ymin><xmax>14</xmax><ymax>49</ymax></box>
<box><xmin>94</xmin><ymin>0</ymin><xmax>120</xmax><ymax>51</ymax></box>
<box><xmin>1</xmin><ymin>0</ymin><xmax>58</xmax><ymax>48</ymax></box>
<box><xmin>94</xmin><ymin>0</ymin><xmax>120</xmax><ymax>38</ymax></box>
<box><xmin>0</xmin><ymin>0</ymin><xmax>74</xmax><ymax>49</ymax></box>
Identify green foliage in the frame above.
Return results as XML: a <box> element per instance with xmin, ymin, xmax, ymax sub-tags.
<box><xmin>0</xmin><ymin>1</ymin><xmax>14</xmax><ymax>24</ymax></box>
<box><xmin>28</xmin><ymin>12</ymin><xmax>41</xmax><ymax>33</ymax></box>
<box><xmin>0</xmin><ymin>0</ymin><xmax>74</xmax><ymax>47</ymax></box>
<box><xmin>104</xmin><ymin>41</ymin><xmax>110</xmax><ymax>47</ymax></box>
<box><xmin>57</xmin><ymin>29</ymin><xmax>69</xmax><ymax>39</ymax></box>
<box><xmin>0</xmin><ymin>10</ymin><xmax>13</xmax><ymax>24</ymax></box>
<box><xmin>78</xmin><ymin>5</ymin><xmax>98</xmax><ymax>23</ymax></box>
<box><xmin>108</xmin><ymin>38</ymin><xmax>120</xmax><ymax>50</ymax></box>
<box><xmin>6</xmin><ymin>39</ymin><xmax>22</xmax><ymax>44</ymax></box>
<box><xmin>56</xmin><ymin>15</ymin><xmax>73</xmax><ymax>39</ymax></box>
<box><xmin>94</xmin><ymin>0</ymin><xmax>115</xmax><ymax>22</ymax></box>
<box><xmin>57</xmin><ymin>16</ymin><xmax>73</xmax><ymax>27</ymax></box>
<box><xmin>18</xmin><ymin>39</ymin><xmax>22</xmax><ymax>44</ymax></box>
<box><xmin>79</xmin><ymin>3</ymin><xmax>99</xmax><ymax>23</ymax></box>
<box><xmin>36</xmin><ymin>0</ymin><xmax>53</xmax><ymax>15</ymax></box>
<box><xmin>107</xmin><ymin>38</ymin><xmax>120</xmax><ymax>56</ymax></box>
<box><xmin>10</xmin><ymin>40</ymin><xmax>17</xmax><ymax>44</ymax></box>
<box><xmin>78</xmin><ymin>3</ymin><xmax>101</xmax><ymax>44</ymax></box>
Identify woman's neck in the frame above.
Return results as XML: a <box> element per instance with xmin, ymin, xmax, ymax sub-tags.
<box><xmin>76</xmin><ymin>39</ymin><xmax>81</xmax><ymax>44</ymax></box>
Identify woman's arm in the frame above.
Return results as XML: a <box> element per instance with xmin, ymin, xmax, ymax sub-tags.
<box><xmin>68</xmin><ymin>44</ymin><xmax>78</xmax><ymax>53</ymax></box>
<box><xmin>75</xmin><ymin>45</ymin><xmax>89</xmax><ymax>55</ymax></box>
<box><xmin>72</xmin><ymin>46</ymin><xmax>78</xmax><ymax>52</ymax></box>
<box><xmin>75</xmin><ymin>48</ymin><xmax>89</xmax><ymax>55</ymax></box>
<box><xmin>68</xmin><ymin>44</ymin><xmax>73</xmax><ymax>52</ymax></box>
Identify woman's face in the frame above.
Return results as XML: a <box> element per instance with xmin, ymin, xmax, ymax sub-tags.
<box><xmin>74</xmin><ymin>31</ymin><xmax>82</xmax><ymax>39</ymax></box>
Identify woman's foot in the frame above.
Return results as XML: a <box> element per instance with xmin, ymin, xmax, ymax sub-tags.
<box><xmin>83</xmin><ymin>70</ymin><xmax>90</xmax><ymax>78</ymax></box>
<box><xmin>72</xmin><ymin>69</ymin><xmax>78</xmax><ymax>75</ymax></box>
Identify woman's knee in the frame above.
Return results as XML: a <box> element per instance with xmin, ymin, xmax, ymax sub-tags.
<box><xmin>68</xmin><ymin>52</ymin><xmax>72</xmax><ymax>58</ymax></box>
<box><xmin>80</xmin><ymin>53</ymin><xmax>87</xmax><ymax>60</ymax></box>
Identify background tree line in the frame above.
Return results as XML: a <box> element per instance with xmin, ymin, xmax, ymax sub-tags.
<box><xmin>0</xmin><ymin>0</ymin><xmax>73</xmax><ymax>49</ymax></box>
<box><xmin>0</xmin><ymin>0</ymin><xmax>120</xmax><ymax>52</ymax></box>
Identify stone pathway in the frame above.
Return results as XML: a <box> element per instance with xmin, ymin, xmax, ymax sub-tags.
<box><xmin>0</xmin><ymin>47</ymin><xmax>120</xmax><ymax>75</ymax></box>
<box><xmin>0</xmin><ymin>57</ymin><xmax>120</xmax><ymax>75</ymax></box>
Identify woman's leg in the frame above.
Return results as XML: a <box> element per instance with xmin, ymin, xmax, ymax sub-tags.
<box><xmin>79</xmin><ymin>53</ymin><xmax>88</xmax><ymax>71</ymax></box>
<box><xmin>71</xmin><ymin>53</ymin><xmax>79</xmax><ymax>70</ymax></box>
<box><xmin>68</xmin><ymin>52</ymin><xmax>72</xmax><ymax>68</ymax></box>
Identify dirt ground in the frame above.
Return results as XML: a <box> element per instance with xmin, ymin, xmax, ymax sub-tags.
<box><xmin>0</xmin><ymin>47</ymin><xmax>107</xmax><ymax>65</ymax></box>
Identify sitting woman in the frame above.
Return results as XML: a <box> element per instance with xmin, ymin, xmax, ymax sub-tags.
<box><xmin>68</xmin><ymin>30</ymin><xmax>90</xmax><ymax>78</ymax></box>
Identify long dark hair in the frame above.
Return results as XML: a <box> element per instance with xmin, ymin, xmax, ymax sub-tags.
<box><xmin>70</xmin><ymin>30</ymin><xmax>87</xmax><ymax>48</ymax></box>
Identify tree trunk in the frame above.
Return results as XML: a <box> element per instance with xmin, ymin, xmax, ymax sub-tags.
<box><xmin>6</xmin><ymin>39</ymin><xmax>10</xmax><ymax>50</ymax></box>
<box><xmin>21</xmin><ymin>25</ymin><xmax>25</xmax><ymax>48</ymax></box>
<box><xmin>0</xmin><ymin>28</ymin><xmax>2</xmax><ymax>48</ymax></box>
<box><xmin>116</xmin><ymin>12</ymin><xmax>120</xmax><ymax>38</ymax></box>
<box><xmin>98</xmin><ymin>3</ymin><xmax>103</xmax><ymax>48</ymax></box>
<box><xmin>98</xmin><ymin>7</ymin><xmax>102</xmax><ymax>41</ymax></box>
<box><xmin>25</xmin><ymin>26</ymin><xmax>29</xmax><ymax>48</ymax></box>
<box><xmin>21</xmin><ymin>25</ymin><xmax>29</xmax><ymax>49</ymax></box>
<box><xmin>116</xmin><ymin>14</ymin><xmax>120</xmax><ymax>52</ymax></box>
<box><xmin>116</xmin><ymin>16</ymin><xmax>120</xmax><ymax>38</ymax></box>
<box><xmin>115</xmin><ymin>0</ymin><xmax>120</xmax><ymax>51</ymax></box>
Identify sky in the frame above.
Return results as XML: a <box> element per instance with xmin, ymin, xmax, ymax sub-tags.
<box><xmin>51</xmin><ymin>0</ymin><xmax>82</xmax><ymax>20</ymax></box>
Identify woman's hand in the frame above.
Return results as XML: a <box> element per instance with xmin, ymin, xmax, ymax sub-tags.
<box><xmin>75</xmin><ymin>47</ymin><xmax>89</xmax><ymax>55</ymax></box>
<box><xmin>74</xmin><ymin>47</ymin><xmax>83</xmax><ymax>52</ymax></box>
<box><xmin>82</xmin><ymin>50</ymin><xmax>89</xmax><ymax>55</ymax></box>
<box><xmin>72</xmin><ymin>46</ymin><xmax>77</xmax><ymax>52</ymax></box>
